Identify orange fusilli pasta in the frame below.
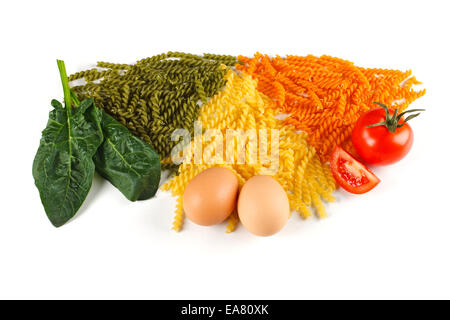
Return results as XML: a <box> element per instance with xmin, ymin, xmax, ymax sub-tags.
<box><xmin>237</xmin><ymin>53</ymin><xmax>426</xmax><ymax>158</ymax></box>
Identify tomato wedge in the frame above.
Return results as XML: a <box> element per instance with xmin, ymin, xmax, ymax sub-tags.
<box><xmin>330</xmin><ymin>146</ymin><xmax>380</xmax><ymax>194</ymax></box>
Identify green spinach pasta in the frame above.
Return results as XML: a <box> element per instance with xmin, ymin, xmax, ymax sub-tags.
<box><xmin>70</xmin><ymin>52</ymin><xmax>237</xmax><ymax>165</ymax></box>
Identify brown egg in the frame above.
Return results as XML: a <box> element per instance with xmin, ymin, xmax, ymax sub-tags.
<box><xmin>183</xmin><ymin>167</ymin><xmax>239</xmax><ymax>226</ymax></box>
<box><xmin>238</xmin><ymin>175</ymin><xmax>290</xmax><ymax>236</ymax></box>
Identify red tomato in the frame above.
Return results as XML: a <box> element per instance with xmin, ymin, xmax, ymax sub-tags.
<box><xmin>352</xmin><ymin>104</ymin><xmax>422</xmax><ymax>165</ymax></box>
<box><xmin>330</xmin><ymin>146</ymin><xmax>380</xmax><ymax>194</ymax></box>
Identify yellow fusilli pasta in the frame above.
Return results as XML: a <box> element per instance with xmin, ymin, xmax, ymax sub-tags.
<box><xmin>162</xmin><ymin>70</ymin><xmax>336</xmax><ymax>232</ymax></box>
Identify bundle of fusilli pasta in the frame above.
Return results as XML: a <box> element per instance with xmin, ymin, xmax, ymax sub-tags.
<box><xmin>161</xmin><ymin>70</ymin><xmax>336</xmax><ymax>232</ymax></box>
<box><xmin>70</xmin><ymin>52</ymin><xmax>237</xmax><ymax>164</ymax></box>
<box><xmin>237</xmin><ymin>53</ymin><xmax>426</xmax><ymax>158</ymax></box>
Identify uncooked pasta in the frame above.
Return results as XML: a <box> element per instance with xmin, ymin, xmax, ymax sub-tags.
<box><xmin>237</xmin><ymin>53</ymin><xmax>426</xmax><ymax>158</ymax></box>
<box><xmin>161</xmin><ymin>69</ymin><xmax>336</xmax><ymax>232</ymax></box>
<box><xmin>70</xmin><ymin>52</ymin><xmax>237</xmax><ymax>163</ymax></box>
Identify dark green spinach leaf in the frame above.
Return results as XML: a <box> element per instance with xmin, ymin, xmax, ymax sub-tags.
<box><xmin>70</xmin><ymin>91</ymin><xmax>161</xmax><ymax>201</ymax></box>
<box><xmin>94</xmin><ymin>112</ymin><xmax>161</xmax><ymax>201</ymax></box>
<box><xmin>32</xmin><ymin>60</ymin><xmax>103</xmax><ymax>227</ymax></box>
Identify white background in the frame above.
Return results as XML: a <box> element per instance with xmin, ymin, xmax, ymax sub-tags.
<box><xmin>1</xmin><ymin>0</ymin><xmax>449</xmax><ymax>300</ymax></box>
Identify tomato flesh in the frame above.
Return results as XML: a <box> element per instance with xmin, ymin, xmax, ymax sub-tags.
<box><xmin>331</xmin><ymin>146</ymin><xmax>380</xmax><ymax>194</ymax></box>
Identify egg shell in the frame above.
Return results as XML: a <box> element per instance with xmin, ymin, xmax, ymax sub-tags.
<box><xmin>183</xmin><ymin>167</ymin><xmax>239</xmax><ymax>226</ymax></box>
<box><xmin>238</xmin><ymin>175</ymin><xmax>290</xmax><ymax>236</ymax></box>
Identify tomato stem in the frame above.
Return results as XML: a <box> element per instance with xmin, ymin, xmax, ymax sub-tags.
<box><xmin>365</xmin><ymin>102</ymin><xmax>425</xmax><ymax>133</ymax></box>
